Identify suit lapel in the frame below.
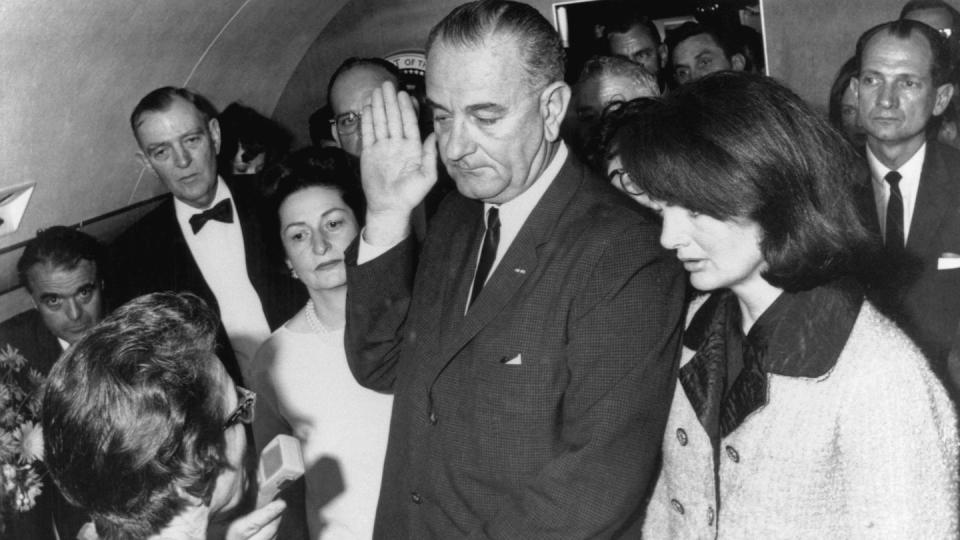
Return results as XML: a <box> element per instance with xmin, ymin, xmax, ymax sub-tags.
<box><xmin>427</xmin><ymin>156</ymin><xmax>583</xmax><ymax>378</ymax></box>
<box><xmin>855</xmin><ymin>171</ymin><xmax>881</xmax><ymax>236</ymax></box>
<box><xmin>908</xmin><ymin>143</ymin><xmax>956</xmax><ymax>255</ymax></box>
<box><xmin>229</xmin><ymin>180</ymin><xmax>266</xmax><ymax>287</ymax></box>
<box><xmin>164</xmin><ymin>200</ymin><xmax>217</xmax><ymax>307</ymax></box>
<box><xmin>34</xmin><ymin>315</ymin><xmax>64</xmax><ymax>374</ymax></box>
<box><xmin>435</xmin><ymin>202</ymin><xmax>483</xmax><ymax>345</ymax></box>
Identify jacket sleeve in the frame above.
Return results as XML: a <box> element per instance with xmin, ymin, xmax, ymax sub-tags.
<box><xmin>471</xmin><ymin>225</ymin><xmax>686</xmax><ymax>539</ymax></box>
<box><xmin>343</xmin><ymin>235</ymin><xmax>418</xmax><ymax>393</ymax></box>
<box><xmin>839</xmin><ymin>324</ymin><xmax>959</xmax><ymax>539</ymax></box>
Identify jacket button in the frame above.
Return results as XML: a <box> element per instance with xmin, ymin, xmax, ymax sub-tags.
<box><xmin>429</xmin><ymin>411</ymin><xmax>438</xmax><ymax>425</ymax></box>
<box><xmin>676</xmin><ymin>428</ymin><xmax>688</xmax><ymax>446</ymax></box>
<box><xmin>670</xmin><ymin>499</ymin><xmax>685</xmax><ymax>515</ymax></box>
<box><xmin>707</xmin><ymin>506</ymin><xmax>715</xmax><ymax>526</ymax></box>
<box><xmin>725</xmin><ymin>445</ymin><xmax>740</xmax><ymax>463</ymax></box>
<box><xmin>411</xmin><ymin>492</ymin><xmax>422</xmax><ymax>504</ymax></box>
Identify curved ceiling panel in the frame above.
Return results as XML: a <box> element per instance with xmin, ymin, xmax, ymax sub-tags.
<box><xmin>0</xmin><ymin>0</ymin><xmax>346</xmax><ymax>300</ymax></box>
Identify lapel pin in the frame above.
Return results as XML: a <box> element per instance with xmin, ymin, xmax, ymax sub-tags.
<box><xmin>514</xmin><ymin>268</ymin><xmax>526</xmax><ymax>274</ymax></box>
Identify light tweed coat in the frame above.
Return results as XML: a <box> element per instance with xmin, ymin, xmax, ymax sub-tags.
<box><xmin>643</xmin><ymin>300</ymin><xmax>959</xmax><ymax>539</ymax></box>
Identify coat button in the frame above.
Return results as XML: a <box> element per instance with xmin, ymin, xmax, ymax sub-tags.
<box><xmin>670</xmin><ymin>499</ymin><xmax>685</xmax><ymax>515</ymax></box>
<box><xmin>725</xmin><ymin>445</ymin><xmax>740</xmax><ymax>463</ymax></box>
<box><xmin>707</xmin><ymin>506</ymin><xmax>715</xmax><ymax>526</ymax></box>
<box><xmin>676</xmin><ymin>428</ymin><xmax>688</xmax><ymax>446</ymax></box>
<box><xmin>411</xmin><ymin>492</ymin><xmax>422</xmax><ymax>504</ymax></box>
<box><xmin>429</xmin><ymin>411</ymin><xmax>438</xmax><ymax>425</ymax></box>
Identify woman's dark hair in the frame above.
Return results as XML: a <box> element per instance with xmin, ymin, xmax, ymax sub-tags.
<box><xmin>266</xmin><ymin>146</ymin><xmax>365</xmax><ymax>231</ymax></box>
<box><xmin>828</xmin><ymin>56</ymin><xmax>859</xmax><ymax>130</ymax></box>
<box><xmin>42</xmin><ymin>292</ymin><xmax>226</xmax><ymax>539</ymax></box>
<box><xmin>611</xmin><ymin>71</ymin><xmax>874</xmax><ymax>292</ymax></box>
<box><xmin>216</xmin><ymin>102</ymin><xmax>292</xmax><ymax>176</ymax></box>
<box><xmin>595</xmin><ymin>97</ymin><xmax>662</xmax><ymax>173</ymax></box>
<box><xmin>17</xmin><ymin>225</ymin><xmax>105</xmax><ymax>291</ymax></box>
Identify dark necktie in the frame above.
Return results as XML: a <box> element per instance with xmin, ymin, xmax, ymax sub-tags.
<box><xmin>884</xmin><ymin>171</ymin><xmax>904</xmax><ymax>249</ymax></box>
<box><xmin>470</xmin><ymin>207</ymin><xmax>500</xmax><ymax>307</ymax></box>
<box><xmin>189</xmin><ymin>199</ymin><xmax>234</xmax><ymax>234</ymax></box>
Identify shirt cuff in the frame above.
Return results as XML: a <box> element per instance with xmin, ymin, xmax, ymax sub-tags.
<box><xmin>357</xmin><ymin>227</ymin><xmax>403</xmax><ymax>264</ymax></box>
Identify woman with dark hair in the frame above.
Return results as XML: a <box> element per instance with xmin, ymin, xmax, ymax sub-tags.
<box><xmin>251</xmin><ymin>147</ymin><xmax>391</xmax><ymax>540</ymax></box>
<box><xmin>42</xmin><ymin>291</ymin><xmax>284</xmax><ymax>540</ymax></box>
<box><xmin>597</xmin><ymin>97</ymin><xmax>661</xmax><ymax>210</ymax></box>
<box><xmin>217</xmin><ymin>102</ymin><xmax>292</xmax><ymax>179</ymax></box>
<box><xmin>828</xmin><ymin>56</ymin><xmax>867</xmax><ymax>148</ymax></box>
<box><xmin>609</xmin><ymin>72</ymin><xmax>958</xmax><ymax>537</ymax></box>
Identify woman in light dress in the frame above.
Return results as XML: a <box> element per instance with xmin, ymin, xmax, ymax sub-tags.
<box><xmin>253</xmin><ymin>147</ymin><xmax>392</xmax><ymax>540</ymax></box>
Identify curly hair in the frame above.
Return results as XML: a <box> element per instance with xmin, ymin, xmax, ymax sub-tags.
<box><xmin>43</xmin><ymin>292</ymin><xmax>228</xmax><ymax>539</ymax></box>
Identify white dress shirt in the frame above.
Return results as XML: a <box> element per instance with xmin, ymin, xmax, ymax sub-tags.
<box><xmin>867</xmin><ymin>143</ymin><xmax>925</xmax><ymax>245</ymax></box>
<box><xmin>174</xmin><ymin>178</ymin><xmax>271</xmax><ymax>377</ymax></box>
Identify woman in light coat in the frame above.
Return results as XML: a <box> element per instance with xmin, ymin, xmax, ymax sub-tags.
<box><xmin>608</xmin><ymin>72</ymin><xmax>958</xmax><ymax>539</ymax></box>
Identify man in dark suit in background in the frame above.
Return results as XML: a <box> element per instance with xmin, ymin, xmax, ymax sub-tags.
<box><xmin>110</xmin><ymin>87</ymin><xmax>302</xmax><ymax>386</ymax></box>
<box><xmin>345</xmin><ymin>1</ymin><xmax>686</xmax><ymax>537</ymax></box>
<box><xmin>2</xmin><ymin>226</ymin><xmax>105</xmax><ymax>374</ymax></box>
<box><xmin>0</xmin><ymin>225</ymin><xmax>104</xmax><ymax>540</ymax></box>
<box><xmin>110</xmin><ymin>87</ymin><xmax>307</xmax><ymax>539</ymax></box>
<box><xmin>851</xmin><ymin>20</ymin><xmax>960</xmax><ymax>384</ymax></box>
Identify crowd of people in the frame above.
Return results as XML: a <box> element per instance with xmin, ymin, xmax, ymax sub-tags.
<box><xmin>5</xmin><ymin>0</ymin><xmax>960</xmax><ymax>538</ymax></box>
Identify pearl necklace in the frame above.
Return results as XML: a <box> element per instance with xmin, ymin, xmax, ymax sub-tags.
<box><xmin>304</xmin><ymin>299</ymin><xmax>333</xmax><ymax>334</ymax></box>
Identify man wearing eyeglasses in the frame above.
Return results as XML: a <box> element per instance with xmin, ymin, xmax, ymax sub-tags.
<box><xmin>328</xmin><ymin>57</ymin><xmax>408</xmax><ymax>158</ymax></box>
<box><xmin>327</xmin><ymin>57</ymin><xmax>443</xmax><ymax>240</ymax></box>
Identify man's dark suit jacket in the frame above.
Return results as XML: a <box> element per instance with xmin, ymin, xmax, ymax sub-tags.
<box><xmin>858</xmin><ymin>141</ymin><xmax>960</xmax><ymax>383</ymax></box>
<box><xmin>345</xmin><ymin>155</ymin><xmax>686</xmax><ymax>538</ymax></box>
<box><xmin>0</xmin><ymin>310</ymin><xmax>89</xmax><ymax>540</ymax></box>
<box><xmin>109</xmin><ymin>178</ymin><xmax>303</xmax><ymax>384</ymax></box>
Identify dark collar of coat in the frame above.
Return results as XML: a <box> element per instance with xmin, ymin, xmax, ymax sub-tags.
<box><xmin>680</xmin><ymin>278</ymin><xmax>864</xmax><ymax>438</ymax></box>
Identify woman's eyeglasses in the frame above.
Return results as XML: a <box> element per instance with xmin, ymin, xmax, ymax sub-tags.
<box><xmin>608</xmin><ymin>168</ymin><xmax>645</xmax><ymax>197</ymax></box>
<box><xmin>224</xmin><ymin>386</ymin><xmax>256</xmax><ymax>430</ymax></box>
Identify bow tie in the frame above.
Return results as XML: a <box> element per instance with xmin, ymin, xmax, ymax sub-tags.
<box><xmin>189</xmin><ymin>199</ymin><xmax>234</xmax><ymax>234</ymax></box>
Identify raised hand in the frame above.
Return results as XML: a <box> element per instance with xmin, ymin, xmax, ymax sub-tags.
<box><xmin>360</xmin><ymin>80</ymin><xmax>438</xmax><ymax>246</ymax></box>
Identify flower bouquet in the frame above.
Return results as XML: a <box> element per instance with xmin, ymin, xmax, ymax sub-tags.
<box><xmin>0</xmin><ymin>344</ymin><xmax>46</xmax><ymax>535</ymax></box>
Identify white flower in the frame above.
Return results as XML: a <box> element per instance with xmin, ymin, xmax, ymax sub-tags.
<box><xmin>13</xmin><ymin>466</ymin><xmax>42</xmax><ymax>512</ymax></box>
<box><xmin>17</xmin><ymin>422</ymin><xmax>43</xmax><ymax>462</ymax></box>
<box><xmin>2</xmin><ymin>463</ymin><xmax>17</xmax><ymax>491</ymax></box>
<box><xmin>0</xmin><ymin>344</ymin><xmax>26</xmax><ymax>370</ymax></box>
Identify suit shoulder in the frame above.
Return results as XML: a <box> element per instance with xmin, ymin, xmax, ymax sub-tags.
<box><xmin>931</xmin><ymin>140</ymin><xmax>960</xmax><ymax>164</ymax></box>
<box><xmin>0</xmin><ymin>309</ymin><xmax>54</xmax><ymax>359</ymax></box>
<box><xmin>0</xmin><ymin>309</ymin><xmax>43</xmax><ymax>339</ymax></box>
<box><xmin>565</xmin><ymin>168</ymin><xmax>663</xmax><ymax>244</ymax></box>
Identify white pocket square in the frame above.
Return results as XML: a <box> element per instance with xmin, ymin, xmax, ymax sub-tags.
<box><xmin>938</xmin><ymin>254</ymin><xmax>960</xmax><ymax>270</ymax></box>
<box><xmin>502</xmin><ymin>354</ymin><xmax>522</xmax><ymax>365</ymax></box>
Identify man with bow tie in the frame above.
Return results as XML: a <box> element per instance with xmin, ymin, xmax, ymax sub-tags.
<box><xmin>110</xmin><ymin>87</ymin><xmax>302</xmax><ymax>385</ymax></box>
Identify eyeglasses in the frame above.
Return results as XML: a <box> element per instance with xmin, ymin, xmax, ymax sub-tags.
<box><xmin>329</xmin><ymin>111</ymin><xmax>362</xmax><ymax>135</ymax></box>
<box><xmin>223</xmin><ymin>386</ymin><xmax>256</xmax><ymax>430</ymax></box>
<box><xmin>608</xmin><ymin>168</ymin><xmax>645</xmax><ymax>197</ymax></box>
